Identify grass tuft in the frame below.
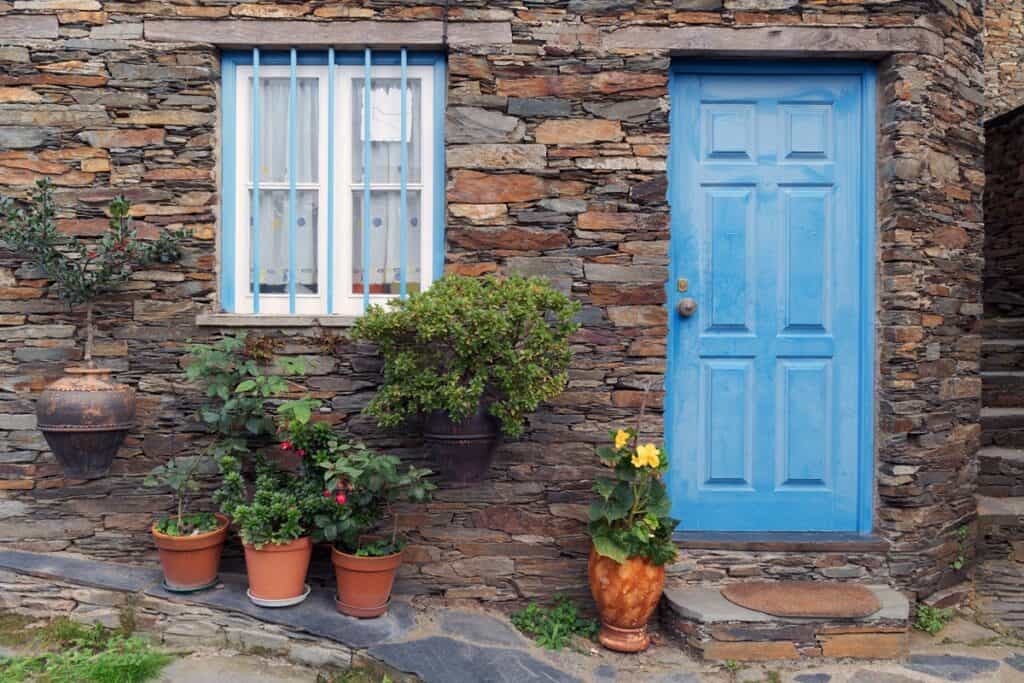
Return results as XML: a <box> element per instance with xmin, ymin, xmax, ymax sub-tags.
<box><xmin>511</xmin><ymin>596</ymin><xmax>599</xmax><ymax>651</ymax></box>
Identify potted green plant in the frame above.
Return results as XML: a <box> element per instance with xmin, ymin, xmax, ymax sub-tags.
<box><xmin>351</xmin><ymin>274</ymin><xmax>580</xmax><ymax>482</ymax></box>
<box><xmin>0</xmin><ymin>179</ymin><xmax>186</xmax><ymax>478</ymax></box>
<box><xmin>280</xmin><ymin>404</ymin><xmax>435</xmax><ymax>618</ymax></box>
<box><xmin>588</xmin><ymin>424</ymin><xmax>679</xmax><ymax>653</ymax></box>
<box><xmin>144</xmin><ymin>455</ymin><xmax>228</xmax><ymax>592</ymax></box>
<box><xmin>216</xmin><ymin>455</ymin><xmax>319</xmax><ymax>606</ymax></box>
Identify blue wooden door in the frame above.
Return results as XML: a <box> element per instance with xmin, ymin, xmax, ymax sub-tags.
<box><xmin>666</xmin><ymin>63</ymin><xmax>875</xmax><ymax>532</ymax></box>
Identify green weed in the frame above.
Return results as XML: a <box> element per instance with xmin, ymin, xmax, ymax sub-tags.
<box><xmin>914</xmin><ymin>604</ymin><xmax>954</xmax><ymax>635</ymax></box>
<box><xmin>511</xmin><ymin>596</ymin><xmax>599</xmax><ymax>650</ymax></box>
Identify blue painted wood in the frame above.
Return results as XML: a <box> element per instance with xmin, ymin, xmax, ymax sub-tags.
<box><xmin>220</xmin><ymin>57</ymin><xmax>238</xmax><ymax>312</ymax></box>
<box><xmin>399</xmin><ymin>48</ymin><xmax>408</xmax><ymax>300</ymax></box>
<box><xmin>251</xmin><ymin>47</ymin><xmax>261</xmax><ymax>314</ymax></box>
<box><xmin>432</xmin><ymin>56</ymin><xmax>446</xmax><ymax>281</ymax></box>
<box><xmin>857</xmin><ymin>68</ymin><xmax>877</xmax><ymax>534</ymax></box>
<box><xmin>362</xmin><ymin>48</ymin><xmax>372</xmax><ymax>313</ymax></box>
<box><xmin>222</xmin><ymin>50</ymin><xmax>442</xmax><ymax>67</ymax></box>
<box><xmin>327</xmin><ymin>48</ymin><xmax>335</xmax><ymax>314</ymax></box>
<box><xmin>287</xmin><ymin>47</ymin><xmax>298</xmax><ymax>314</ymax></box>
<box><xmin>666</xmin><ymin>62</ymin><xmax>875</xmax><ymax>532</ymax></box>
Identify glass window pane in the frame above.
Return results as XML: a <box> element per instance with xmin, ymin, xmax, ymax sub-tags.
<box><xmin>250</xmin><ymin>189</ymin><xmax>318</xmax><ymax>295</ymax></box>
<box><xmin>351</xmin><ymin>78</ymin><xmax>422</xmax><ymax>185</ymax></box>
<box><xmin>254</xmin><ymin>77</ymin><xmax>318</xmax><ymax>183</ymax></box>
<box><xmin>352</xmin><ymin>190</ymin><xmax>421</xmax><ymax>294</ymax></box>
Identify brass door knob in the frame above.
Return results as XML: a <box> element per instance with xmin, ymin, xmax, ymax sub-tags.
<box><xmin>677</xmin><ymin>298</ymin><xmax>697</xmax><ymax>317</ymax></box>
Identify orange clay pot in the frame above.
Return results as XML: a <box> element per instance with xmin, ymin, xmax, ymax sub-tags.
<box><xmin>152</xmin><ymin>513</ymin><xmax>229</xmax><ymax>592</ymax></box>
<box><xmin>332</xmin><ymin>547</ymin><xmax>403</xmax><ymax>618</ymax></box>
<box><xmin>243</xmin><ymin>536</ymin><xmax>312</xmax><ymax>602</ymax></box>
<box><xmin>588</xmin><ymin>546</ymin><xmax>666</xmax><ymax>653</ymax></box>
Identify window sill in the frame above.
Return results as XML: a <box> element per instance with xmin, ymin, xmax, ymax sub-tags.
<box><xmin>196</xmin><ymin>313</ymin><xmax>357</xmax><ymax>328</ymax></box>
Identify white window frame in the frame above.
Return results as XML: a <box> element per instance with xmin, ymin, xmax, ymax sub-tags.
<box><xmin>232</xmin><ymin>63</ymin><xmax>437</xmax><ymax>316</ymax></box>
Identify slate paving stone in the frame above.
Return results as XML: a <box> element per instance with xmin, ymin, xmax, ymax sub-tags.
<box><xmin>0</xmin><ymin>549</ymin><xmax>161</xmax><ymax>592</ymax></box>
<box><xmin>439</xmin><ymin>610</ymin><xmax>530</xmax><ymax>647</ymax></box>
<box><xmin>146</xmin><ymin>574</ymin><xmax>414</xmax><ymax>650</ymax></box>
<box><xmin>158</xmin><ymin>654</ymin><xmax>314</xmax><ymax>682</ymax></box>
<box><xmin>903</xmin><ymin>655</ymin><xmax>1001</xmax><ymax>681</ymax></box>
<box><xmin>848</xmin><ymin>671</ymin><xmax>921</xmax><ymax>683</ymax></box>
<box><xmin>794</xmin><ymin>674</ymin><xmax>831</xmax><ymax>683</ymax></box>
<box><xmin>648</xmin><ymin>673</ymin><xmax>703</xmax><ymax>682</ymax></box>
<box><xmin>592</xmin><ymin>663</ymin><xmax>617</xmax><ymax>682</ymax></box>
<box><xmin>1006</xmin><ymin>653</ymin><xmax>1024</xmax><ymax>672</ymax></box>
<box><xmin>369</xmin><ymin>635</ymin><xmax>583</xmax><ymax>683</ymax></box>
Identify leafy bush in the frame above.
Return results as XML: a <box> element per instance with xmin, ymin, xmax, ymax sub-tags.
<box><xmin>914</xmin><ymin>604</ymin><xmax>954</xmax><ymax>635</ymax></box>
<box><xmin>0</xmin><ymin>178</ymin><xmax>186</xmax><ymax>361</ymax></box>
<box><xmin>279</xmin><ymin>401</ymin><xmax>434</xmax><ymax>555</ymax></box>
<box><xmin>588</xmin><ymin>428</ymin><xmax>679</xmax><ymax>566</ymax></box>
<box><xmin>351</xmin><ymin>274</ymin><xmax>580</xmax><ymax>438</ymax></box>
<box><xmin>216</xmin><ymin>456</ymin><xmax>321</xmax><ymax>548</ymax></box>
<box><xmin>511</xmin><ymin>597</ymin><xmax>598</xmax><ymax>650</ymax></box>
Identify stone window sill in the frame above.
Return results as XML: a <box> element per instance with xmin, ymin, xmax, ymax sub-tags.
<box><xmin>196</xmin><ymin>313</ymin><xmax>357</xmax><ymax>328</ymax></box>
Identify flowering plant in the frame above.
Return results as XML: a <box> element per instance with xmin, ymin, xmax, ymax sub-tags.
<box><xmin>278</xmin><ymin>401</ymin><xmax>435</xmax><ymax>557</ymax></box>
<box><xmin>588</xmin><ymin>428</ymin><xmax>679</xmax><ymax>565</ymax></box>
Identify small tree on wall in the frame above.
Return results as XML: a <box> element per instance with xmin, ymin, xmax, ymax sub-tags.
<box><xmin>0</xmin><ymin>178</ymin><xmax>187</xmax><ymax>363</ymax></box>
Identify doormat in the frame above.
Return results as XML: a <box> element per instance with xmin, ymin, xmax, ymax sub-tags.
<box><xmin>720</xmin><ymin>582</ymin><xmax>882</xmax><ymax>618</ymax></box>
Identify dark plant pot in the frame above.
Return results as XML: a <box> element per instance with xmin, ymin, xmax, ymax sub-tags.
<box><xmin>36</xmin><ymin>366</ymin><xmax>136</xmax><ymax>479</ymax></box>
<box><xmin>423</xmin><ymin>407</ymin><xmax>500</xmax><ymax>483</ymax></box>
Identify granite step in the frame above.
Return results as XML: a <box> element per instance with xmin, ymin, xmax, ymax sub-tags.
<box><xmin>982</xmin><ymin>371</ymin><xmax>1024</xmax><ymax>407</ymax></box>
<box><xmin>976</xmin><ymin>495</ymin><xmax>1024</xmax><ymax>561</ymax></box>
<box><xmin>981</xmin><ymin>407</ymin><xmax>1024</xmax><ymax>448</ymax></box>
<box><xmin>660</xmin><ymin>583</ymin><xmax>909</xmax><ymax>662</ymax></box>
<box><xmin>978</xmin><ymin>447</ymin><xmax>1024</xmax><ymax>497</ymax></box>
<box><xmin>983</xmin><ymin>339</ymin><xmax>1024</xmax><ymax>371</ymax></box>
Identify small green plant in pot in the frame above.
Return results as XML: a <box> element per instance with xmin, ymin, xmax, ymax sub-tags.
<box><xmin>587</xmin><ymin>420</ymin><xmax>679</xmax><ymax>653</ymax></box>
<box><xmin>144</xmin><ymin>454</ymin><xmax>227</xmax><ymax>592</ymax></box>
<box><xmin>0</xmin><ymin>179</ymin><xmax>186</xmax><ymax>478</ymax></box>
<box><xmin>280</xmin><ymin>403</ymin><xmax>435</xmax><ymax>618</ymax></box>
<box><xmin>351</xmin><ymin>274</ymin><xmax>580</xmax><ymax>482</ymax></box>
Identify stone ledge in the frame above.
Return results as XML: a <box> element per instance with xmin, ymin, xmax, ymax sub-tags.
<box><xmin>674</xmin><ymin>531</ymin><xmax>889</xmax><ymax>553</ymax></box>
<box><xmin>196</xmin><ymin>313</ymin><xmax>357</xmax><ymax>328</ymax></box>
<box><xmin>143</xmin><ymin>20</ymin><xmax>512</xmax><ymax>48</ymax></box>
<box><xmin>602</xmin><ymin>25</ymin><xmax>943</xmax><ymax>57</ymax></box>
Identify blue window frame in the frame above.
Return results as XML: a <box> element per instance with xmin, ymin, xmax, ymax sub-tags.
<box><xmin>220</xmin><ymin>49</ymin><xmax>446</xmax><ymax>315</ymax></box>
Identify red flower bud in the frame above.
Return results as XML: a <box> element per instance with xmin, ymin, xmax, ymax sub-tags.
<box><xmin>335</xmin><ymin>492</ymin><xmax>347</xmax><ymax>505</ymax></box>
<box><xmin>281</xmin><ymin>441</ymin><xmax>291</xmax><ymax>450</ymax></box>
<box><xmin>296</xmin><ymin>449</ymin><xmax>305</xmax><ymax>457</ymax></box>
<box><xmin>323</xmin><ymin>489</ymin><xmax>331</xmax><ymax>498</ymax></box>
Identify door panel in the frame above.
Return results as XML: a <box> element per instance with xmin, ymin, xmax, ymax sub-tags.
<box><xmin>667</xmin><ymin>66</ymin><xmax>872</xmax><ymax>532</ymax></box>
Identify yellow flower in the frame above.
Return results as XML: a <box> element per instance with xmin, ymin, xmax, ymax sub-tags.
<box><xmin>633</xmin><ymin>443</ymin><xmax>661</xmax><ymax>468</ymax></box>
<box><xmin>614</xmin><ymin>429</ymin><xmax>631</xmax><ymax>450</ymax></box>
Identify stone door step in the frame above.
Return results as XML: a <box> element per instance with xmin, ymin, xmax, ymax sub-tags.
<box><xmin>661</xmin><ymin>584</ymin><xmax>910</xmax><ymax>662</ymax></box>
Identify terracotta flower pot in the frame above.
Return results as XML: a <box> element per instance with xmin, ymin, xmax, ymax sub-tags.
<box><xmin>332</xmin><ymin>546</ymin><xmax>403</xmax><ymax>618</ymax></box>
<box><xmin>588</xmin><ymin>546</ymin><xmax>666</xmax><ymax>653</ymax></box>
<box><xmin>152</xmin><ymin>513</ymin><xmax>229</xmax><ymax>592</ymax></box>
<box><xmin>243</xmin><ymin>536</ymin><xmax>312</xmax><ymax>605</ymax></box>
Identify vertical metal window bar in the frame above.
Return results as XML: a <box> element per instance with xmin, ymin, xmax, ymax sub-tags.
<box><xmin>287</xmin><ymin>47</ymin><xmax>298</xmax><ymax>314</ymax></box>
<box><xmin>251</xmin><ymin>48</ymin><xmax>261</xmax><ymax>313</ymax></box>
<box><xmin>327</xmin><ymin>48</ymin><xmax>336</xmax><ymax>314</ymax></box>
<box><xmin>399</xmin><ymin>48</ymin><xmax>409</xmax><ymax>300</ymax></box>
<box><xmin>361</xmin><ymin>48</ymin><xmax>372</xmax><ymax>312</ymax></box>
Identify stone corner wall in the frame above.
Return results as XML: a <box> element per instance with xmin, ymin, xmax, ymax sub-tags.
<box><xmin>0</xmin><ymin>0</ymin><xmax>987</xmax><ymax>605</ymax></box>
<box><xmin>985</xmin><ymin>0</ymin><xmax>1024</xmax><ymax>119</ymax></box>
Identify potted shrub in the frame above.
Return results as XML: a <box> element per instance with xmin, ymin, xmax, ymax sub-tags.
<box><xmin>144</xmin><ymin>455</ymin><xmax>228</xmax><ymax>592</ymax></box>
<box><xmin>0</xmin><ymin>179</ymin><xmax>185</xmax><ymax>478</ymax></box>
<box><xmin>216</xmin><ymin>455</ymin><xmax>318</xmax><ymax>607</ymax></box>
<box><xmin>280</xmin><ymin>403</ymin><xmax>435</xmax><ymax>618</ymax></box>
<box><xmin>351</xmin><ymin>274</ymin><xmax>580</xmax><ymax>482</ymax></box>
<box><xmin>588</xmin><ymin>426</ymin><xmax>680</xmax><ymax>653</ymax></box>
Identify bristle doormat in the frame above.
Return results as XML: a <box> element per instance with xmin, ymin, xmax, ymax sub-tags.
<box><xmin>720</xmin><ymin>582</ymin><xmax>882</xmax><ymax>618</ymax></box>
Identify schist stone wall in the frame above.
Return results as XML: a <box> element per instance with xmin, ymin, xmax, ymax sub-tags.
<box><xmin>0</xmin><ymin>0</ymin><xmax>984</xmax><ymax>604</ymax></box>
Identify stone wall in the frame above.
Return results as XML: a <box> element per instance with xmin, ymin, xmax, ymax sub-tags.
<box><xmin>985</xmin><ymin>0</ymin><xmax>1024</xmax><ymax>119</ymax></box>
<box><xmin>0</xmin><ymin>0</ymin><xmax>985</xmax><ymax>604</ymax></box>
<box><xmin>983</xmin><ymin>108</ymin><xmax>1024</xmax><ymax>318</ymax></box>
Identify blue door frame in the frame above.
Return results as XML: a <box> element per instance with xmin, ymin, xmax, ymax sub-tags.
<box><xmin>665</xmin><ymin>61</ymin><xmax>877</xmax><ymax>534</ymax></box>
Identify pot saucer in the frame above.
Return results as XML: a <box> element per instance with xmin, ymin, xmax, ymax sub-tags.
<box><xmin>247</xmin><ymin>584</ymin><xmax>311</xmax><ymax>608</ymax></box>
<box><xmin>162</xmin><ymin>576</ymin><xmax>219</xmax><ymax>594</ymax></box>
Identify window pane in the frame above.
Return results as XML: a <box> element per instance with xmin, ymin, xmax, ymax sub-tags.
<box><xmin>352</xmin><ymin>190</ymin><xmax>421</xmax><ymax>294</ymax></box>
<box><xmin>351</xmin><ymin>78</ymin><xmax>422</xmax><ymax>185</ymax></box>
<box><xmin>250</xmin><ymin>190</ymin><xmax>318</xmax><ymax>295</ymax></box>
<box><xmin>254</xmin><ymin>77</ymin><xmax>318</xmax><ymax>183</ymax></box>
